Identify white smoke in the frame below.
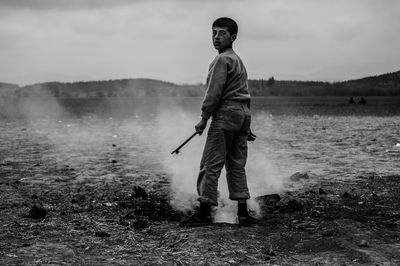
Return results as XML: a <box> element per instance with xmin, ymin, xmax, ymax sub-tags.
<box><xmin>156</xmin><ymin>106</ymin><xmax>286</xmax><ymax>223</ymax></box>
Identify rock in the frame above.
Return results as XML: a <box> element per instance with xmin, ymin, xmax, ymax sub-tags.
<box><xmin>111</xmin><ymin>159</ymin><xmax>117</xmax><ymax>164</ymax></box>
<box><xmin>94</xmin><ymin>231</ymin><xmax>110</xmax><ymax>237</ymax></box>
<box><xmin>256</xmin><ymin>194</ymin><xmax>281</xmax><ymax>204</ymax></box>
<box><xmin>132</xmin><ymin>186</ymin><xmax>148</xmax><ymax>199</ymax></box>
<box><xmin>359</xmin><ymin>240</ymin><xmax>370</xmax><ymax>247</ymax></box>
<box><xmin>112</xmin><ymin>144</ymin><xmax>117</xmax><ymax>147</ymax></box>
<box><xmin>318</xmin><ymin>188</ymin><xmax>327</xmax><ymax>195</ymax></box>
<box><xmin>290</xmin><ymin>172</ymin><xmax>309</xmax><ymax>182</ymax></box>
<box><xmin>27</xmin><ymin>205</ymin><xmax>46</xmax><ymax>219</ymax></box>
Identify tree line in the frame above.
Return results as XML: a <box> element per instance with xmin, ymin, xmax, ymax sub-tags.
<box><xmin>1</xmin><ymin>70</ymin><xmax>399</xmax><ymax>99</ymax></box>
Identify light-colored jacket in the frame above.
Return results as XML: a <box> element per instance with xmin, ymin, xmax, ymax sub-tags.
<box><xmin>201</xmin><ymin>48</ymin><xmax>250</xmax><ymax>120</ymax></box>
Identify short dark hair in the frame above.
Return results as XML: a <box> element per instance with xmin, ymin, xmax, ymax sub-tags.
<box><xmin>212</xmin><ymin>17</ymin><xmax>238</xmax><ymax>35</ymax></box>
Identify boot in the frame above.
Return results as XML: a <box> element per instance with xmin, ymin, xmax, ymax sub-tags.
<box><xmin>238</xmin><ymin>202</ymin><xmax>258</xmax><ymax>226</ymax></box>
<box><xmin>180</xmin><ymin>203</ymin><xmax>212</xmax><ymax>226</ymax></box>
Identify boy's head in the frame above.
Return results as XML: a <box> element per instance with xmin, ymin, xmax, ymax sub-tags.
<box><xmin>212</xmin><ymin>17</ymin><xmax>238</xmax><ymax>52</ymax></box>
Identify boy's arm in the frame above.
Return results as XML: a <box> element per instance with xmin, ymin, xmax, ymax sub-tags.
<box><xmin>200</xmin><ymin>56</ymin><xmax>228</xmax><ymax>121</ymax></box>
<box><xmin>195</xmin><ymin>56</ymin><xmax>227</xmax><ymax>135</ymax></box>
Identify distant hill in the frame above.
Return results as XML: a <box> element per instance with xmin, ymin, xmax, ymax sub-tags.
<box><xmin>1</xmin><ymin>70</ymin><xmax>399</xmax><ymax>98</ymax></box>
<box><xmin>249</xmin><ymin>70</ymin><xmax>400</xmax><ymax>96</ymax></box>
<box><xmin>9</xmin><ymin>78</ymin><xmax>204</xmax><ymax>98</ymax></box>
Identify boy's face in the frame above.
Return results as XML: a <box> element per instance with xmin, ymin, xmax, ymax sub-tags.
<box><xmin>212</xmin><ymin>26</ymin><xmax>236</xmax><ymax>52</ymax></box>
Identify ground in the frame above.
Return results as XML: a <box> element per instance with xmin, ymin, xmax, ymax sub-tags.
<box><xmin>1</xmin><ymin>160</ymin><xmax>399</xmax><ymax>265</ymax></box>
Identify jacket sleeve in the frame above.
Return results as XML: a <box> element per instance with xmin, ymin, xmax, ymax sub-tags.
<box><xmin>201</xmin><ymin>56</ymin><xmax>228</xmax><ymax>120</ymax></box>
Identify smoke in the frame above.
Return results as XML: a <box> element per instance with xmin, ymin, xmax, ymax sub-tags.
<box><xmin>154</xmin><ymin>105</ymin><xmax>205</xmax><ymax>213</ymax></box>
<box><xmin>156</xmin><ymin>104</ymin><xmax>286</xmax><ymax>224</ymax></box>
<box><xmin>2</xmin><ymin>86</ymin><xmax>287</xmax><ymax>224</ymax></box>
<box><xmin>0</xmin><ymin>84</ymin><xmax>64</xmax><ymax>121</ymax></box>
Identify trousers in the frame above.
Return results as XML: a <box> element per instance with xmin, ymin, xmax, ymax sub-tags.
<box><xmin>197</xmin><ymin>100</ymin><xmax>251</xmax><ymax>206</ymax></box>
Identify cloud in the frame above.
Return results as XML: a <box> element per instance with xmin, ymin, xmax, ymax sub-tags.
<box><xmin>0</xmin><ymin>0</ymin><xmax>139</xmax><ymax>10</ymax></box>
<box><xmin>0</xmin><ymin>0</ymin><xmax>399</xmax><ymax>84</ymax></box>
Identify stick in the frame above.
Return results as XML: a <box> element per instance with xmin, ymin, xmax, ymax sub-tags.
<box><xmin>171</xmin><ymin>132</ymin><xmax>199</xmax><ymax>154</ymax></box>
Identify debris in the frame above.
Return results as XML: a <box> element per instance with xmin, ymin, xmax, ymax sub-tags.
<box><xmin>112</xmin><ymin>144</ymin><xmax>117</xmax><ymax>147</ymax></box>
<box><xmin>27</xmin><ymin>205</ymin><xmax>46</xmax><ymax>219</ymax></box>
<box><xmin>110</xmin><ymin>159</ymin><xmax>117</xmax><ymax>163</ymax></box>
<box><xmin>290</xmin><ymin>172</ymin><xmax>309</xmax><ymax>182</ymax></box>
<box><xmin>318</xmin><ymin>188</ymin><xmax>326</xmax><ymax>195</ymax></box>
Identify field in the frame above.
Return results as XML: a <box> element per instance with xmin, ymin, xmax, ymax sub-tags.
<box><xmin>1</xmin><ymin>96</ymin><xmax>400</xmax><ymax>265</ymax></box>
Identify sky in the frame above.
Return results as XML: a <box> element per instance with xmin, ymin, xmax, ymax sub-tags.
<box><xmin>0</xmin><ymin>0</ymin><xmax>399</xmax><ymax>85</ymax></box>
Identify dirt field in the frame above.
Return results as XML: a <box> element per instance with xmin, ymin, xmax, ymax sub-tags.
<box><xmin>1</xmin><ymin>97</ymin><xmax>400</xmax><ymax>265</ymax></box>
<box><xmin>1</xmin><ymin>144</ymin><xmax>399</xmax><ymax>265</ymax></box>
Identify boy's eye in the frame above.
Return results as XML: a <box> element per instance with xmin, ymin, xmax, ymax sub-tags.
<box><xmin>213</xmin><ymin>30</ymin><xmax>227</xmax><ymax>37</ymax></box>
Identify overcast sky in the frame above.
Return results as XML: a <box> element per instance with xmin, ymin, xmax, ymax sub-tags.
<box><xmin>0</xmin><ymin>0</ymin><xmax>399</xmax><ymax>85</ymax></box>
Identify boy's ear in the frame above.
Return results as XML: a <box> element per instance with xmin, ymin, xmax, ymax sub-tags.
<box><xmin>231</xmin><ymin>34</ymin><xmax>237</xmax><ymax>42</ymax></box>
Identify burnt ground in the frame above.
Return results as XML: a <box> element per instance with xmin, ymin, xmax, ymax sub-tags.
<box><xmin>1</xmin><ymin>155</ymin><xmax>400</xmax><ymax>266</ymax></box>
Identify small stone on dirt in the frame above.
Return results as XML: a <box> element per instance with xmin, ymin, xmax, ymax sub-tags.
<box><xmin>319</xmin><ymin>188</ymin><xmax>327</xmax><ymax>195</ymax></box>
<box><xmin>359</xmin><ymin>239</ymin><xmax>370</xmax><ymax>247</ymax></box>
<box><xmin>112</xmin><ymin>144</ymin><xmax>117</xmax><ymax>147</ymax></box>
<box><xmin>290</xmin><ymin>172</ymin><xmax>309</xmax><ymax>181</ymax></box>
<box><xmin>111</xmin><ymin>159</ymin><xmax>117</xmax><ymax>163</ymax></box>
<box><xmin>27</xmin><ymin>205</ymin><xmax>46</xmax><ymax>219</ymax></box>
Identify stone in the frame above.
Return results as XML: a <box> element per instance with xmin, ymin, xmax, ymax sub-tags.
<box><xmin>255</xmin><ymin>194</ymin><xmax>281</xmax><ymax>204</ymax></box>
<box><xmin>27</xmin><ymin>205</ymin><xmax>46</xmax><ymax>219</ymax></box>
<box><xmin>132</xmin><ymin>186</ymin><xmax>148</xmax><ymax>199</ymax></box>
<box><xmin>359</xmin><ymin>240</ymin><xmax>370</xmax><ymax>247</ymax></box>
<box><xmin>290</xmin><ymin>172</ymin><xmax>309</xmax><ymax>181</ymax></box>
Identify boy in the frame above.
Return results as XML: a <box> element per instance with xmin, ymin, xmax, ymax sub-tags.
<box><xmin>181</xmin><ymin>17</ymin><xmax>257</xmax><ymax>226</ymax></box>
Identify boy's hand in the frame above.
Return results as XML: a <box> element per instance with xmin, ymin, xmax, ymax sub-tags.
<box><xmin>195</xmin><ymin>118</ymin><xmax>207</xmax><ymax>135</ymax></box>
<box><xmin>247</xmin><ymin>130</ymin><xmax>256</xmax><ymax>142</ymax></box>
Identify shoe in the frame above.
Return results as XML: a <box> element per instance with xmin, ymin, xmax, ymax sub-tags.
<box><xmin>180</xmin><ymin>212</ymin><xmax>212</xmax><ymax>227</ymax></box>
<box><xmin>238</xmin><ymin>214</ymin><xmax>259</xmax><ymax>226</ymax></box>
